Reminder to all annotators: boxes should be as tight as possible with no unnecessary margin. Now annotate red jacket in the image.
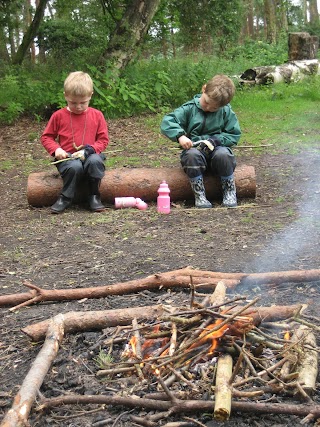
[41,107,109,156]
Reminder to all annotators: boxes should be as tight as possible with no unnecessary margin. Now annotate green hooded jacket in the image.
[160,94,241,147]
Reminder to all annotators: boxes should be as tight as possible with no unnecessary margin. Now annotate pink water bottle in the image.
[157,181,170,214]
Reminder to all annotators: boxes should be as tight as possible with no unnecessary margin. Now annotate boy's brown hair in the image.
[64,71,93,97]
[205,74,235,107]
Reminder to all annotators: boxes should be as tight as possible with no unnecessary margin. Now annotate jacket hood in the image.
[193,94,202,110]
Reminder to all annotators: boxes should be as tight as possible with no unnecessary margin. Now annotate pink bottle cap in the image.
[135,198,148,210]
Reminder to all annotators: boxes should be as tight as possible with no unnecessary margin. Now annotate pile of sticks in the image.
[93,281,318,424]
[1,268,320,427]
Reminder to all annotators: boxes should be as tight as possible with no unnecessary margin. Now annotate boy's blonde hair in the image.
[205,74,235,107]
[64,71,93,97]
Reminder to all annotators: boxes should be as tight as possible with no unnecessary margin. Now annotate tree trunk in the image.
[0,29,10,62]
[247,0,255,38]
[308,0,319,26]
[26,165,256,207]
[99,0,161,72]
[288,32,319,61]
[11,0,48,65]
[263,0,277,43]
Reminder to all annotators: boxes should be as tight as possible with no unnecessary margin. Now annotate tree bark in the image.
[0,314,64,427]
[240,59,320,85]
[293,326,318,395]
[98,0,161,72]
[214,354,233,421]
[308,0,319,26]
[1,268,320,309]
[288,32,319,61]
[26,165,256,207]
[21,304,166,342]
[21,303,302,343]
[11,0,48,65]
[0,274,238,309]
[263,0,277,43]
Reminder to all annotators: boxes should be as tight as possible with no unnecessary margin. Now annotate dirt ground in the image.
[0,117,320,427]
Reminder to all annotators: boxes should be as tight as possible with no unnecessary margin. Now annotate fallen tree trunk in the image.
[37,393,320,418]
[26,165,256,206]
[21,303,302,342]
[0,314,65,427]
[239,59,320,85]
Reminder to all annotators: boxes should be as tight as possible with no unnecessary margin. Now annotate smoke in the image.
[246,151,320,273]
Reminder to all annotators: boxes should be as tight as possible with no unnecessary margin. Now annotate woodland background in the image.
[0,0,320,126]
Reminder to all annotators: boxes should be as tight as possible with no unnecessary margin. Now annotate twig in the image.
[169,323,177,356]
[293,316,320,332]
[157,374,179,403]
[232,357,288,388]
[166,366,198,391]
[233,342,257,377]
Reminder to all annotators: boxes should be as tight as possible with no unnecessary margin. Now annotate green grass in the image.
[0,160,15,171]
[232,78,320,152]
[141,77,320,157]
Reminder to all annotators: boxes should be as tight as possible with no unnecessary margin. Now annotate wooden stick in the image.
[22,302,303,344]
[37,393,320,418]
[22,304,166,342]
[0,314,65,427]
[214,354,233,421]
[2,268,320,308]
[294,326,318,395]
[2,274,231,309]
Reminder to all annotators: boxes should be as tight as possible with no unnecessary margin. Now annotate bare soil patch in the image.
[0,117,319,426]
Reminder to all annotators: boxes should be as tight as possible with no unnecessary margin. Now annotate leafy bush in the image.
[0,39,314,123]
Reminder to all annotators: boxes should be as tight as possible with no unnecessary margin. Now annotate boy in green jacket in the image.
[160,74,241,208]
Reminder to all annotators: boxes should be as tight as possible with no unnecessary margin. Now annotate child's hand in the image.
[55,147,69,160]
[178,135,193,149]
[71,150,85,161]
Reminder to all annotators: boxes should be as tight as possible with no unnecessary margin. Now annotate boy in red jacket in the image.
[41,71,109,213]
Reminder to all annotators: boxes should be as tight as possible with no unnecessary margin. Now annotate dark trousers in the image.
[55,154,106,199]
[180,146,236,179]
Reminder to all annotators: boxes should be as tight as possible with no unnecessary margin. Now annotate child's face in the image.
[64,93,92,114]
[199,86,220,112]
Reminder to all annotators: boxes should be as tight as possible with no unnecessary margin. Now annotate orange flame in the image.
[284,331,290,340]
[190,319,229,354]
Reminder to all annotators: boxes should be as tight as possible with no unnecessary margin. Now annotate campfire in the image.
[93,282,317,424]
[1,268,319,427]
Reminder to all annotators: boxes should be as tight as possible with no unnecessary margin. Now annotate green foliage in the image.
[0,39,318,127]
[0,75,24,124]
[228,38,289,67]
[94,349,113,370]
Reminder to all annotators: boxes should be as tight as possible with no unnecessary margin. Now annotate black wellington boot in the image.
[50,194,72,214]
[88,178,105,212]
